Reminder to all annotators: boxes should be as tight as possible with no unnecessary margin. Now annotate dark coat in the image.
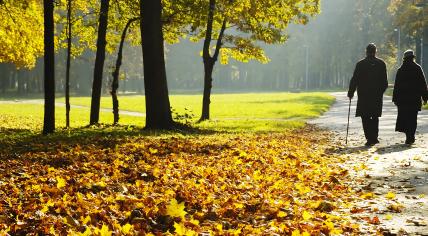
[348,56,388,117]
[392,60,428,111]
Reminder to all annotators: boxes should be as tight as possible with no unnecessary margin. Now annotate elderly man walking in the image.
[393,50,428,145]
[348,43,389,146]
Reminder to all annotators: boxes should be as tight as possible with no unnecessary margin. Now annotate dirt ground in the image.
[311,92,428,236]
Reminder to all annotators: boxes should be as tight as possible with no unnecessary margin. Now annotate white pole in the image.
[305,46,309,91]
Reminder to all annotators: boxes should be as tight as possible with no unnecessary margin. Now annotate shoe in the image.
[365,139,379,146]
[365,141,375,146]
[405,138,415,145]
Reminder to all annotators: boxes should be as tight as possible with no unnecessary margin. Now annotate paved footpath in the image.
[311,92,428,235]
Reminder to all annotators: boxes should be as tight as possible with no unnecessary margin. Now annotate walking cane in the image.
[345,98,351,145]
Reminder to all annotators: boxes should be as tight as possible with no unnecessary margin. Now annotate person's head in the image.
[366,43,377,57]
[403,49,415,62]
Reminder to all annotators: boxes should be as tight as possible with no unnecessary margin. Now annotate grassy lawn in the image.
[0,92,334,133]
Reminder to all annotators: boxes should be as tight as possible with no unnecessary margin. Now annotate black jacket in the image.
[348,56,388,117]
[393,60,428,111]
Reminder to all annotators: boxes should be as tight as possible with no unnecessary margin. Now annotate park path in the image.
[310,92,428,235]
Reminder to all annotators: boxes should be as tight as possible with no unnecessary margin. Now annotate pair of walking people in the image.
[348,43,428,146]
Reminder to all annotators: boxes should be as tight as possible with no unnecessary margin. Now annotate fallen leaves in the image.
[0,127,360,234]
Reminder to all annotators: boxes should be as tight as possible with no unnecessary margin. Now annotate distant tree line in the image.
[0,0,320,134]
[7,0,420,133]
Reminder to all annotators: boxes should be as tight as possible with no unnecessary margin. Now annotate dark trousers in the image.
[361,116,379,141]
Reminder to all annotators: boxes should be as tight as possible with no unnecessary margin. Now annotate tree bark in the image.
[90,0,110,125]
[65,0,72,128]
[199,1,227,121]
[43,0,55,135]
[140,0,173,129]
[111,17,139,125]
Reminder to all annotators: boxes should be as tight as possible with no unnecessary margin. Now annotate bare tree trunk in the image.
[43,0,55,135]
[199,1,227,121]
[140,0,173,129]
[90,0,110,125]
[111,17,139,125]
[65,0,72,128]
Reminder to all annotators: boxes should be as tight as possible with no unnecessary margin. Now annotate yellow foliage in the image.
[0,129,361,235]
[56,176,66,189]
[166,198,187,218]
[385,192,396,200]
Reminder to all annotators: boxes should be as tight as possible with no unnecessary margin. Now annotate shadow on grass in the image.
[0,123,220,158]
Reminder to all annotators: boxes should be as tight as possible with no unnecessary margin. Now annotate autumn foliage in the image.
[0,127,360,235]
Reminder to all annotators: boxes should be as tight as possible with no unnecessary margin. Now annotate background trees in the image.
[0,0,419,131]
[181,0,320,121]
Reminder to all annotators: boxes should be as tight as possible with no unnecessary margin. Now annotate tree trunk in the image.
[65,0,72,128]
[201,60,214,120]
[111,17,139,125]
[199,4,227,122]
[43,0,55,135]
[90,0,110,125]
[140,0,173,129]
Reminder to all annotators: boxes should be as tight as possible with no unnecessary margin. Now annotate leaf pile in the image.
[0,127,360,235]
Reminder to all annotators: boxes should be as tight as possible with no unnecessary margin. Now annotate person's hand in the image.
[347,92,354,100]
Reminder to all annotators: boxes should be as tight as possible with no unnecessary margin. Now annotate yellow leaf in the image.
[324,220,334,230]
[174,222,197,236]
[291,229,301,236]
[189,218,199,225]
[386,192,396,200]
[98,224,112,236]
[121,223,133,234]
[360,192,375,199]
[166,199,187,218]
[234,203,244,209]
[41,199,54,213]
[49,226,56,235]
[149,148,158,154]
[302,211,312,221]
[32,184,41,193]
[174,222,186,236]
[56,176,66,189]
[82,215,91,225]
[302,232,310,236]
[216,223,223,232]
[82,227,92,236]
[385,214,393,220]
[277,211,287,218]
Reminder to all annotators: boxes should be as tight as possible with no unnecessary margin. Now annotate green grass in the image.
[0,92,334,133]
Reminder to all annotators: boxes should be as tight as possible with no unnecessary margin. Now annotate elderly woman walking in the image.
[393,50,428,145]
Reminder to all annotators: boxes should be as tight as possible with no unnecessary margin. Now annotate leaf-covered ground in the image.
[0,126,362,235]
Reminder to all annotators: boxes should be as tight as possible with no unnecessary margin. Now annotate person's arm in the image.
[348,63,359,99]
[417,66,428,104]
[392,70,400,106]
[381,62,388,93]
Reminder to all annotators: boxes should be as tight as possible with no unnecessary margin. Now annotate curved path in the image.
[311,92,428,235]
